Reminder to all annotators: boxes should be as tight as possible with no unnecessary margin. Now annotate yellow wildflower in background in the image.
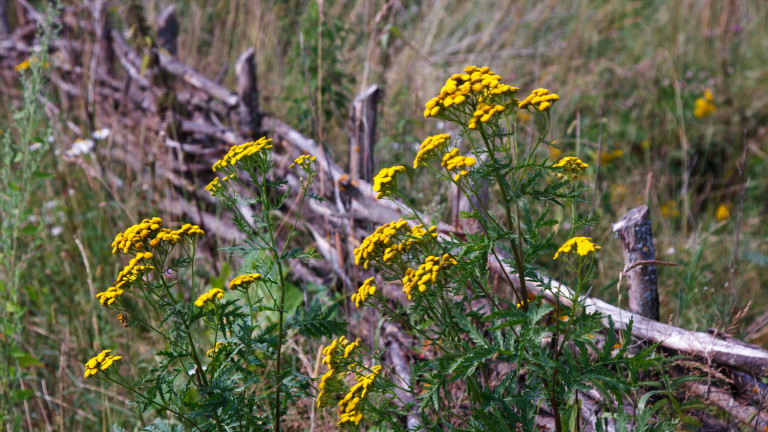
[553,237,601,260]
[599,149,624,166]
[229,273,262,290]
[205,177,221,195]
[694,89,715,118]
[413,133,450,168]
[715,203,730,221]
[84,349,121,378]
[212,137,273,172]
[518,88,560,111]
[372,165,406,199]
[553,156,588,181]
[194,288,225,307]
[351,277,377,308]
[660,201,679,219]
[353,219,436,269]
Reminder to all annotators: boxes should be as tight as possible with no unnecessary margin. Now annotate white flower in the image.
[65,138,95,157]
[51,226,63,236]
[92,128,111,140]
[29,143,42,151]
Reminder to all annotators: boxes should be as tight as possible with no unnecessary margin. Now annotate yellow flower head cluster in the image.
[694,89,715,118]
[206,341,231,359]
[468,103,508,130]
[372,165,406,199]
[424,65,518,119]
[354,219,437,269]
[84,349,121,378]
[114,251,154,288]
[212,137,273,172]
[338,365,382,426]
[194,288,225,307]
[95,286,124,306]
[553,237,601,260]
[553,156,588,181]
[402,254,458,300]
[229,273,263,290]
[317,337,362,408]
[111,217,163,254]
[290,154,317,169]
[205,177,221,195]
[149,224,205,247]
[442,148,476,181]
[351,277,376,308]
[518,88,560,111]
[715,203,730,222]
[413,133,451,168]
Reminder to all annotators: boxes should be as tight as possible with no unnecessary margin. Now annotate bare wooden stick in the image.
[157,51,239,107]
[612,205,660,320]
[235,47,261,138]
[348,84,379,182]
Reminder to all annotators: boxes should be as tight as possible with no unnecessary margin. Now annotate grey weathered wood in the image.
[348,84,379,182]
[235,47,261,138]
[0,0,11,36]
[612,205,659,321]
[156,4,179,57]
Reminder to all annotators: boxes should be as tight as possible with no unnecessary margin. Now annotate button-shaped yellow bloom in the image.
[553,237,601,260]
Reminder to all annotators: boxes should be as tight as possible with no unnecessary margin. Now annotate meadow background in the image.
[2,0,768,430]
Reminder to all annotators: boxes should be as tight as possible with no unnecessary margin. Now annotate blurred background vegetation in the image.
[2,0,767,429]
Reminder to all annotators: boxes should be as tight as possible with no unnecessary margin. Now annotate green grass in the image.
[2,0,768,429]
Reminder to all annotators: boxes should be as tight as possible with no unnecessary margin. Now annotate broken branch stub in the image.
[612,205,660,321]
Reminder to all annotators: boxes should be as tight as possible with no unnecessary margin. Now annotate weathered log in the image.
[348,84,379,182]
[234,47,261,138]
[156,4,178,57]
[157,51,239,107]
[612,205,660,321]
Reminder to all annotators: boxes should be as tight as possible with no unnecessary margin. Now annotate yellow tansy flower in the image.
[553,237,601,260]
[413,133,450,168]
[553,156,588,181]
[694,89,715,118]
[194,288,225,307]
[228,273,263,290]
[715,204,730,222]
[372,165,406,199]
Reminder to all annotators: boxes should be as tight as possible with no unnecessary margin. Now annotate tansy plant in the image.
[87,138,347,431]
[344,66,665,431]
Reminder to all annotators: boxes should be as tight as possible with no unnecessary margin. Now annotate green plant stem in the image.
[260,169,287,432]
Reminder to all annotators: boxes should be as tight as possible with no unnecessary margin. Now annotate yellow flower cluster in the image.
[317,337,362,408]
[351,277,376,308]
[413,133,451,168]
[423,65,518,119]
[206,341,230,359]
[84,349,121,378]
[468,103,508,130]
[402,254,458,300]
[372,165,406,199]
[442,148,476,181]
[96,251,154,306]
[290,154,317,169]
[715,203,730,222]
[353,219,437,269]
[694,89,715,118]
[553,237,601,260]
[553,156,588,181]
[205,177,221,195]
[194,288,225,307]
[96,285,124,306]
[229,273,263,290]
[212,137,273,172]
[111,217,163,254]
[337,365,382,426]
[518,88,560,111]
[149,224,205,247]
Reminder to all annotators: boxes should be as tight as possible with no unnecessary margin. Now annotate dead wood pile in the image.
[2,3,767,430]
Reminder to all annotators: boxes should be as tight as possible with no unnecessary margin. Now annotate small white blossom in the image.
[29,143,42,151]
[51,226,63,237]
[65,138,95,157]
[92,128,111,140]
